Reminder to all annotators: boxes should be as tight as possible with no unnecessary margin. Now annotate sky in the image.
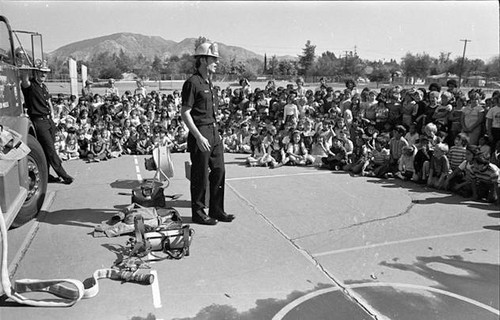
[0,1,498,63]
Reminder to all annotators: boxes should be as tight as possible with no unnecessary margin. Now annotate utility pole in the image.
[458,39,471,88]
[344,50,349,78]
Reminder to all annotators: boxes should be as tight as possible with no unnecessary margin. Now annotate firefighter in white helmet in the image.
[180,41,234,225]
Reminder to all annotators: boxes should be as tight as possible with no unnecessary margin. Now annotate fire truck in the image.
[0,15,48,228]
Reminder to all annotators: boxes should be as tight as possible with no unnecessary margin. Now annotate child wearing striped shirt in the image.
[471,153,500,203]
[448,133,468,171]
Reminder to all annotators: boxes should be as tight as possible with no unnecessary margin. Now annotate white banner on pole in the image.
[81,65,88,86]
[69,58,78,97]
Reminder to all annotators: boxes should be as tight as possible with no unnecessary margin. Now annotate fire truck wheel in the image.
[12,135,48,228]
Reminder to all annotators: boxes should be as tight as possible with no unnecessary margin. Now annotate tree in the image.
[177,53,195,74]
[298,40,316,76]
[267,55,279,77]
[367,67,391,84]
[264,53,267,73]
[99,66,122,80]
[401,52,433,83]
[278,59,298,76]
[313,51,341,79]
[151,55,163,74]
[484,56,500,78]
[341,51,363,78]
[116,49,132,73]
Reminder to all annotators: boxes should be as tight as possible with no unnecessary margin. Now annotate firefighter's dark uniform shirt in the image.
[21,78,51,117]
[181,72,217,126]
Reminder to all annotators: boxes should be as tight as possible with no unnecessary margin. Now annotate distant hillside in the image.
[48,33,265,62]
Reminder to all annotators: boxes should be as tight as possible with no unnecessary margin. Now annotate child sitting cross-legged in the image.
[412,136,433,183]
[448,133,469,171]
[223,126,239,153]
[246,134,270,167]
[321,135,348,170]
[444,145,477,197]
[262,126,284,168]
[285,130,314,166]
[427,142,451,189]
[63,132,80,161]
[395,144,416,180]
[310,133,330,167]
[470,152,500,203]
[344,134,371,175]
[366,137,390,177]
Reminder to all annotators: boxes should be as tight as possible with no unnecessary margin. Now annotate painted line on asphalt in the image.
[272,282,500,319]
[8,191,56,277]
[226,171,331,182]
[134,155,142,181]
[150,269,162,308]
[312,229,491,257]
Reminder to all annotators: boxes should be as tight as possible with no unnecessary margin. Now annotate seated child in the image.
[310,134,329,167]
[448,133,468,171]
[172,126,188,153]
[54,131,66,160]
[88,130,109,162]
[63,133,80,161]
[321,136,348,170]
[491,140,500,167]
[404,122,420,147]
[262,126,284,168]
[395,145,416,180]
[223,127,238,153]
[108,134,123,158]
[285,130,314,166]
[136,131,153,155]
[445,145,476,197]
[412,136,433,183]
[345,135,371,175]
[477,135,491,160]
[366,137,390,177]
[470,153,500,203]
[247,134,271,167]
[77,129,91,159]
[388,125,409,174]
[427,142,451,189]
[237,122,252,154]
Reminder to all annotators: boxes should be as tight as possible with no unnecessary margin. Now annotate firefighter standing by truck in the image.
[20,63,74,184]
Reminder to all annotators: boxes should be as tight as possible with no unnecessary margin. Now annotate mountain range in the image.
[48,33,294,62]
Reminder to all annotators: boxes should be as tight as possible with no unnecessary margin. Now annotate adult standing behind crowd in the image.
[486,92,500,148]
[180,41,235,225]
[134,79,147,98]
[461,91,485,145]
[105,78,119,98]
[20,62,74,184]
[81,79,93,101]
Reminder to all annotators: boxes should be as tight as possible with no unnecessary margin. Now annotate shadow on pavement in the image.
[483,225,500,231]
[39,208,119,228]
[127,283,346,320]
[110,179,143,190]
[380,254,500,310]
[363,176,499,212]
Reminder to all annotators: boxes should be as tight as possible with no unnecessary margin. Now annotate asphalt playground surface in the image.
[2,152,499,320]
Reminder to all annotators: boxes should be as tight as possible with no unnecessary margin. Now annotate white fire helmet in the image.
[194,42,219,58]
